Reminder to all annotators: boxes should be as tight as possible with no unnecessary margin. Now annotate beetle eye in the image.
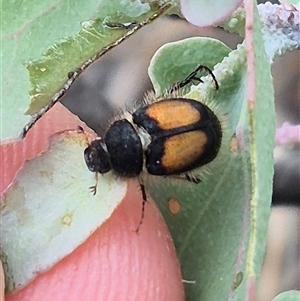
[84,140,111,174]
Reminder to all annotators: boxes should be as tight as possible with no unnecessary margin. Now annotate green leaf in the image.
[1,0,171,140]
[221,3,300,61]
[145,6,274,301]
[146,36,248,301]
[25,4,171,117]
[273,291,300,301]
[1,132,126,293]
[148,37,232,95]
[1,0,101,140]
[220,7,246,37]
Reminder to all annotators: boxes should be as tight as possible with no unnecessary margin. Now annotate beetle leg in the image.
[167,64,219,93]
[89,172,99,195]
[166,174,201,184]
[135,178,148,234]
[184,174,201,184]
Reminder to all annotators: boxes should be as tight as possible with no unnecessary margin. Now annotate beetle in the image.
[84,65,222,232]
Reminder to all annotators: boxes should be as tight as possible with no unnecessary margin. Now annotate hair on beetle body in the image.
[84,65,222,233]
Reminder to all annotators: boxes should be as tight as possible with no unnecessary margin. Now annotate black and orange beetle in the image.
[84,65,222,231]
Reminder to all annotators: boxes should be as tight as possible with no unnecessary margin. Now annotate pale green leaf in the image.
[145,5,274,300]
[1,0,171,140]
[273,291,300,301]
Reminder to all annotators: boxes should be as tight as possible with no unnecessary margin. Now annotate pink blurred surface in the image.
[6,182,184,301]
[1,104,88,195]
